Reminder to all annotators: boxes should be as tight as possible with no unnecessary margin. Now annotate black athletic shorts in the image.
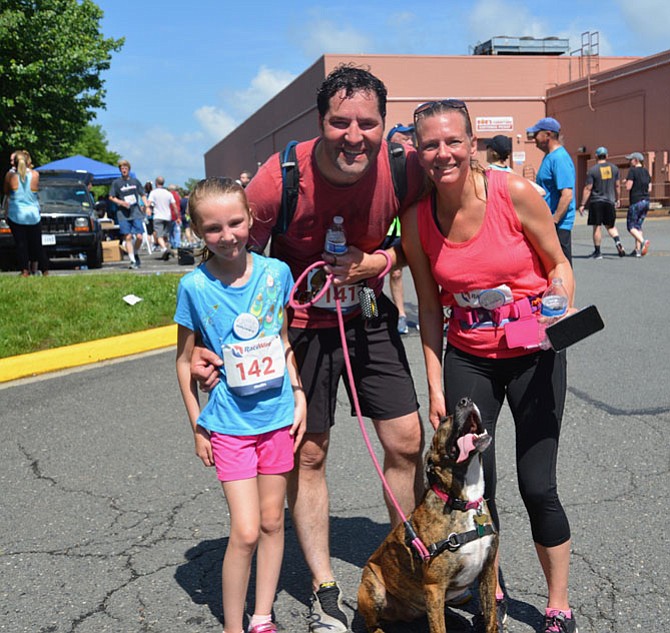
[587,200,616,227]
[288,293,419,433]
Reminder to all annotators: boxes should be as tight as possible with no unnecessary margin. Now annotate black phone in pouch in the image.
[545,305,604,351]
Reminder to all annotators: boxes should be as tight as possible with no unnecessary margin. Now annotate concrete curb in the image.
[0,324,177,383]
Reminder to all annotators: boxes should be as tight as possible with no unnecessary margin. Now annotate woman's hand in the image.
[428,390,447,431]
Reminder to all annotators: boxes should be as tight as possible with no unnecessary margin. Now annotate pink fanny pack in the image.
[451,296,540,327]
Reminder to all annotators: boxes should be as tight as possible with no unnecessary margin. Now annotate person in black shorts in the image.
[624,152,652,257]
[578,146,626,259]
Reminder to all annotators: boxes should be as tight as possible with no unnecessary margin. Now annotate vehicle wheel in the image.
[87,241,103,268]
[0,253,18,271]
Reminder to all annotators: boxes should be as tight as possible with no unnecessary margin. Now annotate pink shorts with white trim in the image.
[210,426,294,482]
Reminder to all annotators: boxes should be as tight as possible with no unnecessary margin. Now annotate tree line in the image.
[0,0,123,168]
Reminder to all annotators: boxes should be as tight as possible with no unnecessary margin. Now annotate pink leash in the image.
[289,255,432,562]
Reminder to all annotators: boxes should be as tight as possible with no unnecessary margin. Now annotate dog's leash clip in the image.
[403,521,431,562]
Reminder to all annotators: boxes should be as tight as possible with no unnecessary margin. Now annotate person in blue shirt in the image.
[527,117,576,265]
[175,177,306,633]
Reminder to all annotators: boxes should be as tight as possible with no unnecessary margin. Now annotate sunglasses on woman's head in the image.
[413,99,468,123]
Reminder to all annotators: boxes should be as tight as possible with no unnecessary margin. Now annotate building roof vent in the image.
[473,36,570,56]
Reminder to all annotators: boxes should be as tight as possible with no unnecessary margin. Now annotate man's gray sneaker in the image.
[308,582,348,632]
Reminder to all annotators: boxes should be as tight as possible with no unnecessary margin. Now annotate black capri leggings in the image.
[444,344,570,548]
[8,218,49,273]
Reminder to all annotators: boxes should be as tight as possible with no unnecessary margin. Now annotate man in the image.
[109,160,149,269]
[578,147,626,259]
[147,176,177,260]
[527,117,576,264]
[193,66,426,633]
[624,152,652,257]
[386,122,414,146]
[385,123,415,335]
[237,169,253,187]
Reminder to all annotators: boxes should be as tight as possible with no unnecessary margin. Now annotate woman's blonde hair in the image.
[188,177,252,262]
[14,150,33,182]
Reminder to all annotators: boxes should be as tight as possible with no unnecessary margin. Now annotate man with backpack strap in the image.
[192,65,426,633]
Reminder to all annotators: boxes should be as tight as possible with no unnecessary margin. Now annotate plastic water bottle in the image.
[539,278,569,349]
[324,216,348,255]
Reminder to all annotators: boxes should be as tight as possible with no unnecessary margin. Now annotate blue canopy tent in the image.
[36,155,134,184]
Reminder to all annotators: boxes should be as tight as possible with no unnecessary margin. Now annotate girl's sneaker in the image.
[544,610,578,633]
[248,622,277,633]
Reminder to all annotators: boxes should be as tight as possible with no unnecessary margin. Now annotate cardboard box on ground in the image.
[102,240,122,262]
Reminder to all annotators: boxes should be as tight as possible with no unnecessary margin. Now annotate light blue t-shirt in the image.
[174,252,295,435]
[536,145,576,230]
[8,170,40,225]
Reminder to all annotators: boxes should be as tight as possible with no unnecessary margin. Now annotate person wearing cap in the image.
[624,152,651,257]
[527,117,576,265]
[487,135,547,196]
[386,123,415,334]
[486,135,513,172]
[387,123,414,146]
[578,147,625,259]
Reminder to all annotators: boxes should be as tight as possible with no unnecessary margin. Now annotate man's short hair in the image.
[155,176,165,186]
[118,159,131,168]
[316,64,387,119]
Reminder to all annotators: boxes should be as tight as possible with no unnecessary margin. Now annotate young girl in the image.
[175,177,306,633]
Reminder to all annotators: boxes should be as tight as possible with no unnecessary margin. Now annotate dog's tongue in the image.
[456,434,477,463]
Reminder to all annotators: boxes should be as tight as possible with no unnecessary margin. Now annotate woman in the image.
[402,100,577,633]
[3,150,48,276]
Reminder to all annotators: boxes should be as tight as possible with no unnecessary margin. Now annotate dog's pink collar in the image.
[431,484,483,511]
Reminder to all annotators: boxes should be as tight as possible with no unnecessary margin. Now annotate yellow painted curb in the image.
[0,324,177,383]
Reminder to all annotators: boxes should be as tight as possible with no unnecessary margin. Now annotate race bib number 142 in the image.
[222,334,285,396]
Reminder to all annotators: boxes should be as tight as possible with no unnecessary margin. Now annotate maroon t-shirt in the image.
[247,138,425,328]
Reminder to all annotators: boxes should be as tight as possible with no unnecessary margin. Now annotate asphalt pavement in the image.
[1,216,669,632]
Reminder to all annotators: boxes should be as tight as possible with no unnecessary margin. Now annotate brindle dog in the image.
[357,398,498,633]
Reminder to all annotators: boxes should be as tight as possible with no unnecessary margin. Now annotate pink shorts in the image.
[210,426,294,482]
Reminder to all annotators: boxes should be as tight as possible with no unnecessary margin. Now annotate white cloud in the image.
[300,18,371,58]
[468,0,548,45]
[194,105,237,140]
[615,0,670,42]
[386,11,416,29]
[111,126,207,187]
[232,66,297,114]
[113,65,299,186]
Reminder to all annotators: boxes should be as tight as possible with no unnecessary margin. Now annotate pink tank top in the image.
[417,169,547,358]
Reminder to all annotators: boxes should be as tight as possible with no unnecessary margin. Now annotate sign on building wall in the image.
[513,151,526,164]
[475,116,514,132]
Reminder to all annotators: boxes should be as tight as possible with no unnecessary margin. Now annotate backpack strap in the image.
[274,140,299,236]
[272,139,407,245]
[387,141,407,206]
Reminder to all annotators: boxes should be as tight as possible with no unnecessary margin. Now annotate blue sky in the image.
[93,0,669,187]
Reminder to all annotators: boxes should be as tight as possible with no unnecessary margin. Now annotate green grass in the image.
[0,273,184,358]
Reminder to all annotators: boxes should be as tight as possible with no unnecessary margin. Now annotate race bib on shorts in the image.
[307,269,359,312]
[222,334,285,396]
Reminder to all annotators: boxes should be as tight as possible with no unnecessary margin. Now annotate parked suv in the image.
[0,170,103,270]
